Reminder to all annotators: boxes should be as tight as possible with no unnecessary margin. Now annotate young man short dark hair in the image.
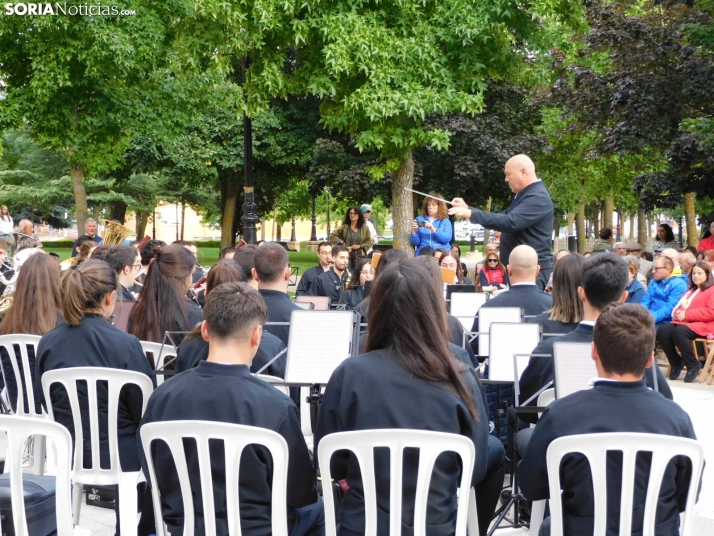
[296,241,332,296]
[520,303,698,536]
[140,282,323,536]
[307,244,350,304]
[105,245,142,301]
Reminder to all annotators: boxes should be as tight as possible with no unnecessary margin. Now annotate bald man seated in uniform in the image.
[450,155,554,290]
[470,245,552,358]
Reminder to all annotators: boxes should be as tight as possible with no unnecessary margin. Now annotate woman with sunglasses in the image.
[479,252,509,290]
[340,257,374,310]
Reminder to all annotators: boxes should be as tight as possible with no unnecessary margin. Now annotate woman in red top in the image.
[656,261,714,382]
[478,252,509,290]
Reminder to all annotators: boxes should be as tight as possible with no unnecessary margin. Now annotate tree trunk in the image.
[391,150,415,253]
[180,202,186,241]
[260,217,266,241]
[93,206,101,222]
[482,197,492,248]
[136,211,149,239]
[684,192,698,247]
[576,202,586,254]
[291,217,296,242]
[109,202,127,224]
[219,175,241,250]
[629,211,635,241]
[566,213,574,236]
[638,209,648,248]
[603,197,614,230]
[70,164,88,237]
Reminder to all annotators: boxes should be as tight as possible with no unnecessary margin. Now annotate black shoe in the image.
[669,363,684,380]
[684,364,702,383]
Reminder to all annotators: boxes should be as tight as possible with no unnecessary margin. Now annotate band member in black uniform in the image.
[36,259,156,535]
[175,262,286,378]
[296,241,333,296]
[0,253,63,412]
[339,257,374,310]
[315,261,499,536]
[308,245,350,305]
[140,282,323,536]
[129,244,203,347]
[105,245,142,301]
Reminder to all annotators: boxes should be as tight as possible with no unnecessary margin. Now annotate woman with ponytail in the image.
[315,261,493,536]
[128,243,203,344]
[36,259,156,535]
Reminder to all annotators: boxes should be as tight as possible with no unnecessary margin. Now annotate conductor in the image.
[449,154,554,290]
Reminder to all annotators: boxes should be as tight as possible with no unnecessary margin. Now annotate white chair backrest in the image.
[488,323,541,382]
[0,334,42,417]
[546,433,704,536]
[41,367,154,484]
[295,295,330,310]
[0,414,73,535]
[318,429,476,536]
[553,342,596,399]
[140,420,290,536]
[140,341,177,385]
[537,388,556,408]
[478,307,522,357]
[450,293,488,330]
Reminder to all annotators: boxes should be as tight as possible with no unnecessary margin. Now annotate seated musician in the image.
[519,303,699,536]
[140,282,323,536]
[307,244,350,305]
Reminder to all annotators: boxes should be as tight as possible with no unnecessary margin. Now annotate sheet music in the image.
[450,293,488,330]
[478,307,522,356]
[285,311,354,384]
[488,323,541,382]
[554,342,596,399]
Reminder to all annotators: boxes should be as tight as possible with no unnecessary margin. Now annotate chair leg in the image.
[699,343,714,383]
[30,434,46,475]
[117,473,140,536]
[73,482,84,523]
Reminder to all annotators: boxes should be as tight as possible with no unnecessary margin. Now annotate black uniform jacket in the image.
[140,361,315,536]
[519,380,698,536]
[315,348,489,536]
[36,313,156,471]
[175,331,287,378]
[296,264,327,296]
[307,267,349,305]
[258,289,300,347]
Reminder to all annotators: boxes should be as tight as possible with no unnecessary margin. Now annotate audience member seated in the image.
[641,255,688,327]
[625,258,646,304]
[613,241,626,256]
[519,303,698,536]
[128,244,203,345]
[0,253,62,412]
[657,261,714,382]
[519,253,672,426]
[308,244,350,305]
[697,222,714,252]
[624,254,648,291]
[470,245,552,357]
[176,262,286,378]
[475,243,499,275]
[105,245,142,301]
[339,257,374,310]
[37,259,156,535]
[315,261,502,536]
[661,247,684,279]
[296,241,333,296]
[136,239,166,285]
[254,242,300,347]
[626,241,652,277]
[680,251,696,278]
[140,282,323,536]
[528,254,584,337]
[654,223,678,250]
[479,251,509,290]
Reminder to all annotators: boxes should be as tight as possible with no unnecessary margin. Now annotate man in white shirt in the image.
[360,204,378,251]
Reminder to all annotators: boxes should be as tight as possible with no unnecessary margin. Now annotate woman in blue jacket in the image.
[410,193,453,255]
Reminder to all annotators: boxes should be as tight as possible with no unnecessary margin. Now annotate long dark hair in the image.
[343,206,365,229]
[366,262,478,418]
[690,261,714,291]
[0,253,61,334]
[129,244,197,342]
[658,223,675,243]
[348,258,371,290]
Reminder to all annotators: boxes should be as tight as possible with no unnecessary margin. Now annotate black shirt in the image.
[307,267,350,305]
[140,361,316,535]
[296,264,328,296]
[258,289,301,347]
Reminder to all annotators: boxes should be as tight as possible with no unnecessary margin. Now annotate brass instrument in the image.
[102,220,134,246]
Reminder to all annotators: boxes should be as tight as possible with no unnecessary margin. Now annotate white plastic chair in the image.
[318,429,476,536]
[546,433,704,536]
[0,334,47,474]
[140,420,290,536]
[139,341,177,386]
[528,387,555,536]
[0,414,73,535]
[41,367,154,536]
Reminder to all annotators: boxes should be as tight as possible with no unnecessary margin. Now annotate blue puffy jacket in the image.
[641,276,687,324]
[410,216,452,255]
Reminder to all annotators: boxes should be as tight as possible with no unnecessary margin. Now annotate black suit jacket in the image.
[258,289,300,347]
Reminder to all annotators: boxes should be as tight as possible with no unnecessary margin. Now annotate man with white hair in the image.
[660,248,682,277]
[680,252,696,277]
[449,155,554,290]
[71,218,102,257]
[613,242,627,256]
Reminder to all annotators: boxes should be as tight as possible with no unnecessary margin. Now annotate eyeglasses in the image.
[653,266,667,271]
[349,212,358,215]
[129,264,141,270]
[319,251,332,255]
[487,259,499,263]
